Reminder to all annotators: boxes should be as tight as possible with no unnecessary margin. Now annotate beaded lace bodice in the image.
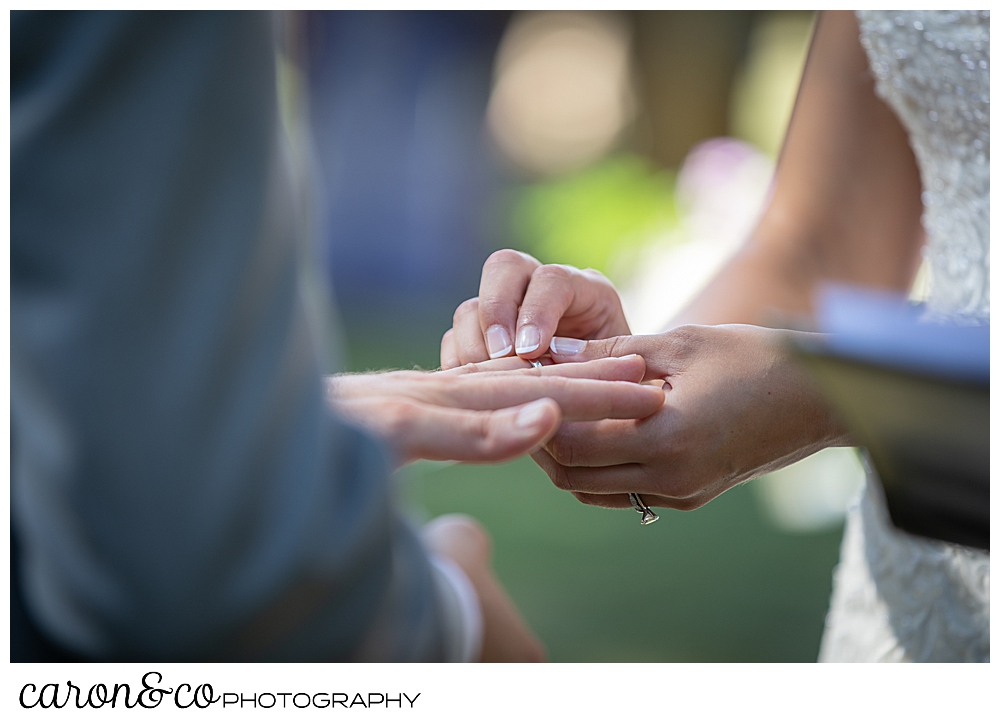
[819,11,990,663]
[858,10,990,318]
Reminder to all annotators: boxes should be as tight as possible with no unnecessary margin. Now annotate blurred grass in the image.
[403,458,842,662]
[341,323,844,662]
[510,154,678,276]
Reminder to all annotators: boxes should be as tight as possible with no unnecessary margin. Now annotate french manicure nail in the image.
[516,399,549,429]
[515,325,541,354]
[486,325,513,358]
[549,336,587,356]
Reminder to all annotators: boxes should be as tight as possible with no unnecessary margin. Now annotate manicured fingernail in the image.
[515,325,541,355]
[516,399,550,429]
[486,325,512,358]
[549,336,587,356]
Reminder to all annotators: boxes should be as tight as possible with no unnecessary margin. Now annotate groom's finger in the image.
[338,396,561,465]
[330,357,646,401]
[448,355,646,384]
[407,398,561,464]
[329,358,662,419]
[438,374,665,421]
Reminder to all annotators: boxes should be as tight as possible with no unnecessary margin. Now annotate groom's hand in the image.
[530,325,852,511]
[328,356,664,467]
[440,250,630,369]
[423,514,546,662]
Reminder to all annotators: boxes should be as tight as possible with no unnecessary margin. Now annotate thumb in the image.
[399,398,562,465]
[548,334,672,381]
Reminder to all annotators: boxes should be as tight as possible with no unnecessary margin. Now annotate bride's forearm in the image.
[668,235,820,329]
[670,10,924,332]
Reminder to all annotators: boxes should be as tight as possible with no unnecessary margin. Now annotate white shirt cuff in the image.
[428,554,483,663]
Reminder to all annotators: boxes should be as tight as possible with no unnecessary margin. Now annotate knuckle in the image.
[580,267,612,284]
[606,335,630,359]
[532,263,573,285]
[583,269,621,298]
[384,399,418,438]
[545,460,573,490]
[477,296,513,322]
[484,248,533,270]
[547,435,576,467]
[454,297,479,323]
[467,412,500,453]
[666,324,704,356]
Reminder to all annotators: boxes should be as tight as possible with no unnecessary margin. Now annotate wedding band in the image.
[531,360,543,369]
[629,493,659,525]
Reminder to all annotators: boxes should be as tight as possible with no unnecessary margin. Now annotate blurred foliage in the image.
[729,11,815,158]
[509,153,678,277]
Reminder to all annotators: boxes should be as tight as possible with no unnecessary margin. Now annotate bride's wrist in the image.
[769,328,854,449]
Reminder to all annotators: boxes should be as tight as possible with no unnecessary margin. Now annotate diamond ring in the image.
[629,493,659,525]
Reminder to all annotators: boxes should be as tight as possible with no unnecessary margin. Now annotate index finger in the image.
[477,249,540,358]
[515,265,625,360]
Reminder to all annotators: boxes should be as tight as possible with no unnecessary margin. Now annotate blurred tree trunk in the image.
[630,10,755,168]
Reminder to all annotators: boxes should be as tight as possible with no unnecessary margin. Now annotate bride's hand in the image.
[327,356,664,468]
[530,325,852,511]
[440,250,630,368]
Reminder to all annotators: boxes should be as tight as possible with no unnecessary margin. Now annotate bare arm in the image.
[672,10,925,327]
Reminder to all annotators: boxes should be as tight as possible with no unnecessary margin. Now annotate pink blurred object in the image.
[675,137,775,242]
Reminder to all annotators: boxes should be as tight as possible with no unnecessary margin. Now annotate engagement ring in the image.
[629,493,659,525]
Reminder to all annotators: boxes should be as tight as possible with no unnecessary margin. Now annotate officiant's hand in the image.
[440,250,629,368]
[529,325,851,511]
[327,355,664,468]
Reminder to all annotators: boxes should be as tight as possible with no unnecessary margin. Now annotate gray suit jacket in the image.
[11,10,446,661]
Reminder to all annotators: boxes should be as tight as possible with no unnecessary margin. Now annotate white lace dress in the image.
[818,10,990,662]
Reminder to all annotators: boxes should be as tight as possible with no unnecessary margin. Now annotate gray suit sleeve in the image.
[11,10,446,661]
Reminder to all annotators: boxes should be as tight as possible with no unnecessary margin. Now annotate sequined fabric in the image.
[860,10,990,318]
[818,11,990,663]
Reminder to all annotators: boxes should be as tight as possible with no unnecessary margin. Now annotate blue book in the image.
[791,285,989,550]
